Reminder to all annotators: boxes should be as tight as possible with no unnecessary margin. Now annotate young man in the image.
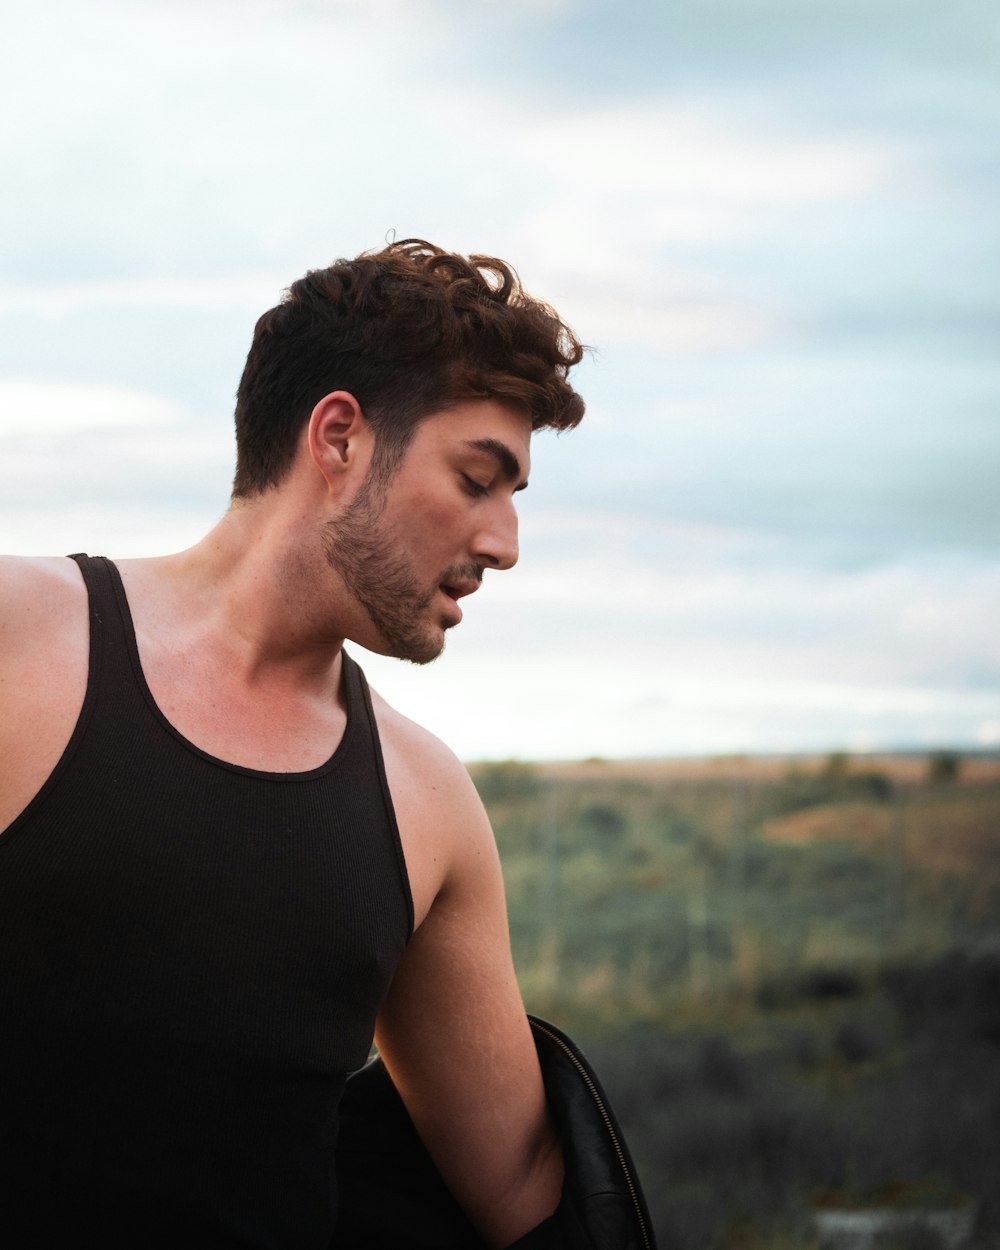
[0,241,585,1248]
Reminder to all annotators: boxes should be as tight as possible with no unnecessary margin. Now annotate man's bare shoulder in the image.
[0,555,87,644]
[0,558,91,832]
[366,682,483,814]
[364,680,503,931]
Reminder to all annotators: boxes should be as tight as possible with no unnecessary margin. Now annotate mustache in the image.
[440,562,484,588]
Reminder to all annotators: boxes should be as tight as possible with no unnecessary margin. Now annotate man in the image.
[0,240,585,1248]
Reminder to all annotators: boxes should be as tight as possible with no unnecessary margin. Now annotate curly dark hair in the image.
[231,239,586,498]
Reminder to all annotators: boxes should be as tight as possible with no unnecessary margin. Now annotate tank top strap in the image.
[339,649,415,937]
[68,552,135,690]
[0,553,139,842]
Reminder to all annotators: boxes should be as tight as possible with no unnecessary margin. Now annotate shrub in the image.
[579,801,628,841]
[801,968,864,1001]
[883,950,1000,1043]
[698,1036,750,1098]
[833,1018,886,1066]
[469,759,542,803]
[927,750,961,784]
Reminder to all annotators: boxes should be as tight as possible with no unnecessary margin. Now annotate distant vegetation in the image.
[469,751,1000,1250]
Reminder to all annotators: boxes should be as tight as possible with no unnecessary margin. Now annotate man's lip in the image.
[438,587,463,626]
[440,580,480,601]
[438,580,480,627]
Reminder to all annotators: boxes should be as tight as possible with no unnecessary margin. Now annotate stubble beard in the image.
[321,479,447,666]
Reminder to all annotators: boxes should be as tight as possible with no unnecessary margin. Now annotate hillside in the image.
[468,751,1000,1249]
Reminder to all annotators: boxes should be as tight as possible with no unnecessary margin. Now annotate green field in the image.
[470,751,1000,1250]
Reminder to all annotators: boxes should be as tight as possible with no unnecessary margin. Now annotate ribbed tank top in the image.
[0,554,414,1248]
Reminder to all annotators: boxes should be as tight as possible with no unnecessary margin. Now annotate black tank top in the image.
[0,554,413,1248]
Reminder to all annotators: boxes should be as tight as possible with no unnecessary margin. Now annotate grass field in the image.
[469,751,1000,1249]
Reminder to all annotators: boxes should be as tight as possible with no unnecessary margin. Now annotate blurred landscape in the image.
[470,751,1000,1250]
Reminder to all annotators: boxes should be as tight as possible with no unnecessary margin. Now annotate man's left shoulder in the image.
[366,684,481,810]
[364,683,496,929]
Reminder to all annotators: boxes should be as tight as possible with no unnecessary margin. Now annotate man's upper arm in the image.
[373,740,562,1248]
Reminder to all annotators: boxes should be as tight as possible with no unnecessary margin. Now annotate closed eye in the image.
[461,474,490,498]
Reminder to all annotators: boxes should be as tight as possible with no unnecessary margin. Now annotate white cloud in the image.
[0,381,232,555]
[977,721,1000,747]
[515,104,899,204]
[546,290,782,354]
[411,91,909,277]
[0,381,185,435]
[0,277,285,318]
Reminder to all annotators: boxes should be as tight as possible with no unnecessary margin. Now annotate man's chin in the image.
[399,633,447,666]
[379,626,448,667]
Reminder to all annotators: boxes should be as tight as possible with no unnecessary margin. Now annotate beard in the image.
[322,478,470,665]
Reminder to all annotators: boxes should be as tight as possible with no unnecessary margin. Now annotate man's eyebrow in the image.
[465,438,529,490]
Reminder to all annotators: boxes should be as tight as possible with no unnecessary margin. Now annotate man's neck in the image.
[117,502,352,695]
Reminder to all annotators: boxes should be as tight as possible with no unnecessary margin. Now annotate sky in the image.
[1,0,997,761]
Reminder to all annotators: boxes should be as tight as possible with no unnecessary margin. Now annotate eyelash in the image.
[461,475,489,498]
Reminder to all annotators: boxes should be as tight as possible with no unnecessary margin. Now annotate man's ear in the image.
[307,391,372,487]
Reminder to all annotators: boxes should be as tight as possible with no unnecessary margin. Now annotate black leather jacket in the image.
[334,1016,657,1249]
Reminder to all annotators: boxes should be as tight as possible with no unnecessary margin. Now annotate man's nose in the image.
[474,501,519,571]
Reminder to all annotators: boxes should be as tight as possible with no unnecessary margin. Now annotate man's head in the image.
[231,239,585,499]
[321,398,530,665]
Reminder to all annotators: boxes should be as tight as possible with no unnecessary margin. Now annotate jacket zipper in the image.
[531,1020,653,1250]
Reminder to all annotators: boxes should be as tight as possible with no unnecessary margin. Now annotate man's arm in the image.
[373,718,563,1248]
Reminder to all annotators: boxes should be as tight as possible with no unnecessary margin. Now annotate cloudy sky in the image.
[2,0,997,760]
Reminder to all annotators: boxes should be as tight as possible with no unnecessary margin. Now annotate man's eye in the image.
[461,475,489,498]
